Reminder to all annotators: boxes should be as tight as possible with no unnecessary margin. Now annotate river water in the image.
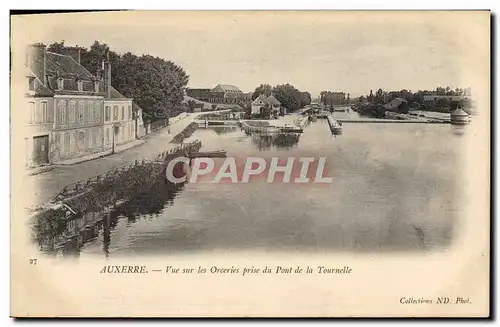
[60,112,467,258]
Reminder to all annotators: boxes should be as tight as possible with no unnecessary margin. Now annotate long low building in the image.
[186,84,252,106]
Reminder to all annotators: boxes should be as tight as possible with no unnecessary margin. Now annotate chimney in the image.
[27,43,47,84]
[103,53,111,98]
[60,46,82,64]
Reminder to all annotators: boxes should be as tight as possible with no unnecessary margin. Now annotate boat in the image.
[188,150,227,159]
[308,115,318,122]
[279,126,304,133]
[331,124,343,135]
[326,115,343,135]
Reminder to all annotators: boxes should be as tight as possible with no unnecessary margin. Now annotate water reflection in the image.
[43,116,467,256]
[451,125,467,137]
[211,126,239,135]
[250,132,301,150]
[48,180,185,258]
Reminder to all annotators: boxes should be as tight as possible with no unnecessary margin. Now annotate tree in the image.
[48,40,189,121]
[244,106,252,119]
[47,41,66,53]
[300,92,312,107]
[272,84,304,112]
[252,84,273,100]
[436,98,449,110]
[436,87,446,95]
[375,88,384,104]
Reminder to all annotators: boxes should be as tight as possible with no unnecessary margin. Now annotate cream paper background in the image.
[10,11,490,317]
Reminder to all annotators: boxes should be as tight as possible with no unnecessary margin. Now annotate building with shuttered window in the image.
[25,43,107,167]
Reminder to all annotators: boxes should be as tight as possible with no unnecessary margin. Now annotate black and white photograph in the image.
[9,10,491,317]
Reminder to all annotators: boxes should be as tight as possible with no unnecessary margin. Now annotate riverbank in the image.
[26,111,217,207]
[30,140,202,252]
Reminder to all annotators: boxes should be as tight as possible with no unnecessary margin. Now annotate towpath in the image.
[26,111,219,207]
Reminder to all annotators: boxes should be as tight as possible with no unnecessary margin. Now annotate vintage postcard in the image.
[10,10,490,317]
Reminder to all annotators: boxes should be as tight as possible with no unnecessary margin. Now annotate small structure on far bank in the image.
[450,108,470,125]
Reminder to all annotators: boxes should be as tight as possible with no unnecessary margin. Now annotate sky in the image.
[12,11,489,98]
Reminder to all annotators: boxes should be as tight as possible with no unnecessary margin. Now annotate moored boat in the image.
[279,126,304,133]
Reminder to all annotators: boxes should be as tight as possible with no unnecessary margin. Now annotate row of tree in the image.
[357,87,472,105]
[252,83,311,112]
[48,41,189,122]
[354,87,473,113]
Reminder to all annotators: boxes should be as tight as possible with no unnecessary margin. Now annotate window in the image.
[78,101,85,122]
[63,132,70,154]
[29,102,35,123]
[57,100,66,125]
[34,102,42,123]
[105,106,110,122]
[57,78,64,90]
[121,105,125,120]
[113,105,118,120]
[78,131,85,149]
[88,129,93,147]
[92,128,98,147]
[41,101,47,123]
[87,101,94,121]
[94,102,101,121]
[59,132,64,154]
[128,105,132,120]
[95,129,101,147]
[68,101,76,123]
[70,133,76,153]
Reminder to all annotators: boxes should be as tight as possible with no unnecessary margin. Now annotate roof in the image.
[28,50,106,96]
[183,95,212,108]
[25,67,53,97]
[46,52,94,80]
[186,88,212,92]
[33,81,54,97]
[383,97,407,110]
[451,108,469,117]
[251,94,281,106]
[212,84,242,93]
[266,95,281,106]
[109,86,131,100]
